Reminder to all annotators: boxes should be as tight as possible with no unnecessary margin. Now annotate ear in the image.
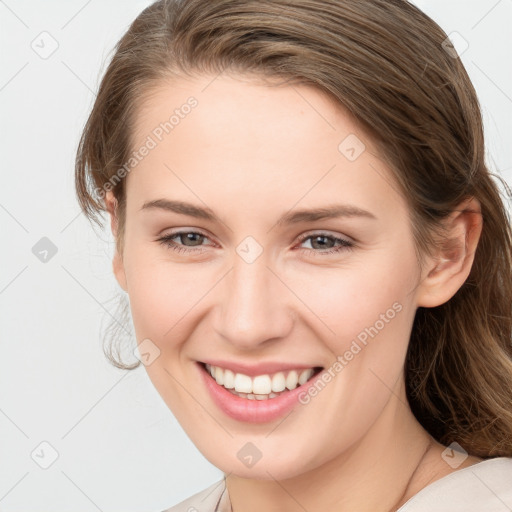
[105,190,128,292]
[415,197,482,308]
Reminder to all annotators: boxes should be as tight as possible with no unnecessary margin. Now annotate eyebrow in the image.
[140,199,377,224]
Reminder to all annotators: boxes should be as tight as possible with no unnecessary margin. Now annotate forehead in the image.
[125,73,407,223]
[132,71,374,151]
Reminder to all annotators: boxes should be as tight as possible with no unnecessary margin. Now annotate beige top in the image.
[162,457,512,512]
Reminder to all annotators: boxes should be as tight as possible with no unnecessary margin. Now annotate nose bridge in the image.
[215,250,292,348]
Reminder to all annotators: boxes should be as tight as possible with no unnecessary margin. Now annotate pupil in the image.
[183,233,202,246]
[313,235,332,249]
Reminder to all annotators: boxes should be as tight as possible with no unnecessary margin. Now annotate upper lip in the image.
[199,359,323,377]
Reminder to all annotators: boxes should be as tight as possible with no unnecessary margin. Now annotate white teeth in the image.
[234,373,253,393]
[298,369,313,385]
[205,364,318,397]
[286,370,299,390]
[229,390,282,400]
[272,372,286,392]
[223,369,235,389]
[252,375,272,395]
[214,366,224,386]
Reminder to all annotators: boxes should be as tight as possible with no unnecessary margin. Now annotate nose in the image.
[213,251,294,350]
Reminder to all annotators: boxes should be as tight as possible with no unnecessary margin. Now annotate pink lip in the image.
[197,362,323,423]
[200,359,320,377]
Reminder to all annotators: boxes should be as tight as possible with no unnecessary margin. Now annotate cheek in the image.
[122,243,221,352]
[126,266,196,341]
[293,253,416,351]
[287,257,417,438]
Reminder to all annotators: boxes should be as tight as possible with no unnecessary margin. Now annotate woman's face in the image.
[110,72,429,479]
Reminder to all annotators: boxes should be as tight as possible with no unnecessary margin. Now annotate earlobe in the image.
[415,197,482,308]
[105,191,128,292]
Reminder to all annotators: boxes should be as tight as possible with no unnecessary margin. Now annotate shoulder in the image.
[397,457,512,512]
[161,479,228,512]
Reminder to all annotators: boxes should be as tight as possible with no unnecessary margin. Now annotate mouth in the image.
[202,362,323,400]
[197,361,324,423]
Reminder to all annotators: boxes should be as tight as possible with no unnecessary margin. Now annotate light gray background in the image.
[1,1,511,511]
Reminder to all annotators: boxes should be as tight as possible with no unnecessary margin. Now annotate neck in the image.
[226,380,441,512]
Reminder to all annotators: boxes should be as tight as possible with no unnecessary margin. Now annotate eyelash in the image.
[156,230,355,256]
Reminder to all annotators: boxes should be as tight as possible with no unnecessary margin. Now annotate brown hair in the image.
[75,0,512,458]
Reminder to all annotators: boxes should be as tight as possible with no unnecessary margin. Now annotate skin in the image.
[105,72,483,512]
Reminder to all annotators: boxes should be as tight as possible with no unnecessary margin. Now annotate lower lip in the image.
[197,362,322,423]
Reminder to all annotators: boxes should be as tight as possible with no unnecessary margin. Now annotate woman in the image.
[74,1,512,510]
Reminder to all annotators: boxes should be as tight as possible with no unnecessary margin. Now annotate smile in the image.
[198,362,324,423]
[205,363,320,400]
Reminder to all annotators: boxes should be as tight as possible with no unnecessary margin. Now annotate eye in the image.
[296,232,355,256]
[156,230,214,254]
[156,230,355,256]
